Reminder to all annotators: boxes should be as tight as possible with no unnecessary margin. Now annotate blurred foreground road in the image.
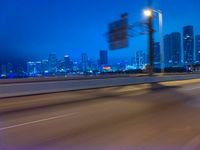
[1,79,200,150]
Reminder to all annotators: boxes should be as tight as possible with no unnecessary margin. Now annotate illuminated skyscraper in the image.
[164,32,182,67]
[183,26,194,65]
[171,32,182,66]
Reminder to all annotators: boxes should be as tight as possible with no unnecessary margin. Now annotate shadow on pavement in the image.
[0,82,192,117]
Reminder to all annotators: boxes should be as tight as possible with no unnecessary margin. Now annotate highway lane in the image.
[1,74,200,98]
[1,80,200,149]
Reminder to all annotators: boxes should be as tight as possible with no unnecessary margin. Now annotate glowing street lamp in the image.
[143,9,153,17]
[143,8,165,74]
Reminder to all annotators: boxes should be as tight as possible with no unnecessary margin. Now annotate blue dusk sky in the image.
[0,0,200,65]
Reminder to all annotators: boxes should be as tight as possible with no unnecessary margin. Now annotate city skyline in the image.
[1,0,200,66]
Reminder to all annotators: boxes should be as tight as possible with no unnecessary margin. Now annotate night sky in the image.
[0,0,200,66]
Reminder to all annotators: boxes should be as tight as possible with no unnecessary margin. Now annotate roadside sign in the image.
[108,13,129,50]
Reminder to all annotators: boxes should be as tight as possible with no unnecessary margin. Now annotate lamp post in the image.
[144,9,164,74]
[143,9,154,76]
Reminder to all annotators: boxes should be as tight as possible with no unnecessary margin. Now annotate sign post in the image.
[107,8,155,76]
[108,13,129,50]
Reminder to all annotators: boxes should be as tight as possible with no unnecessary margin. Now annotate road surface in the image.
[1,79,200,150]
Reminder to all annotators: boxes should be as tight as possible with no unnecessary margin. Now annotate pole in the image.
[158,11,164,74]
[147,0,154,76]
[147,11,154,76]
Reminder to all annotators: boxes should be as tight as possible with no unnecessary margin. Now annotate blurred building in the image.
[41,60,49,74]
[57,60,65,73]
[114,61,127,71]
[195,35,200,63]
[131,56,136,66]
[27,62,36,76]
[183,25,194,65]
[64,55,73,72]
[6,63,14,78]
[48,53,57,74]
[88,59,98,72]
[7,63,13,74]
[171,32,182,66]
[164,32,182,67]
[35,61,42,75]
[1,64,7,78]
[81,53,89,72]
[99,50,108,66]
[164,34,171,67]
[72,61,80,72]
[16,66,25,78]
[153,42,161,68]
[136,50,146,69]
[27,61,42,76]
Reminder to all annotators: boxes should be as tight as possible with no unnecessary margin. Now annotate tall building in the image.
[164,32,182,67]
[27,62,36,76]
[195,35,200,63]
[35,61,42,75]
[99,50,108,66]
[64,55,72,72]
[171,32,182,66]
[164,34,171,67]
[81,53,89,72]
[136,50,146,69]
[153,42,161,68]
[183,25,194,65]
[41,60,49,74]
[48,53,57,74]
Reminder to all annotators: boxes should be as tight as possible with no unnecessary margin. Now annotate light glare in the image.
[144,9,152,17]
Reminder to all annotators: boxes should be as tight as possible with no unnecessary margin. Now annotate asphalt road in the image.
[1,74,200,98]
[1,79,200,150]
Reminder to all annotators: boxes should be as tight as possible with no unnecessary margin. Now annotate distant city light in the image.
[103,66,111,71]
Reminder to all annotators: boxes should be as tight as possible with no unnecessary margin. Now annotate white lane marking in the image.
[0,112,77,131]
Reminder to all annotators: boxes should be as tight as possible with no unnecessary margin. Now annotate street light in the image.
[143,9,153,17]
[144,9,164,74]
[143,8,154,75]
